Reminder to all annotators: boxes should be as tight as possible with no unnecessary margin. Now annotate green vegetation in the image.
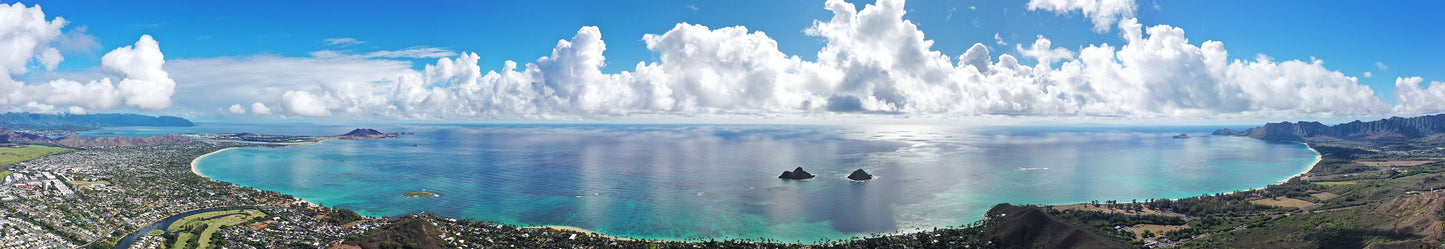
[1307,146,1378,175]
[1039,141,1445,248]
[0,170,12,180]
[403,191,436,197]
[321,207,365,225]
[1312,181,1355,186]
[0,145,71,165]
[162,209,265,249]
[66,180,110,188]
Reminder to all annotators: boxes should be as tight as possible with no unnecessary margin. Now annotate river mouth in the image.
[192,124,1317,242]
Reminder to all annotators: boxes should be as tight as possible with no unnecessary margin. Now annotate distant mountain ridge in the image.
[1214,114,1445,141]
[0,113,194,131]
[0,128,193,148]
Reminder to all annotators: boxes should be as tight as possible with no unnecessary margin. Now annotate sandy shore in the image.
[190,142,647,241]
[189,145,322,209]
[1278,142,1322,184]
[1046,140,1323,208]
[190,147,238,180]
[525,225,638,241]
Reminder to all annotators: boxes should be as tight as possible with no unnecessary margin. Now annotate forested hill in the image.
[1213,114,1445,141]
[0,113,194,131]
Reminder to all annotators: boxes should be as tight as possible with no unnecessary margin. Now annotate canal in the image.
[112,206,263,249]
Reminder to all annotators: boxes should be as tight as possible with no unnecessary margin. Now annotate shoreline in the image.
[189,143,323,209]
[178,133,1326,244]
[1043,139,1323,207]
[184,142,690,242]
[524,225,638,241]
[1279,142,1322,184]
[190,147,237,180]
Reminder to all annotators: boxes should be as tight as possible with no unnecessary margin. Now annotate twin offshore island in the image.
[3,115,1445,248]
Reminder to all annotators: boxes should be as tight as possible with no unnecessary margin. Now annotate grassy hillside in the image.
[0,145,72,166]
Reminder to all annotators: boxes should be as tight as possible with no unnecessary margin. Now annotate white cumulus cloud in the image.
[1017,35,1074,66]
[281,91,332,117]
[1026,0,1136,32]
[1393,77,1445,115]
[191,0,1403,120]
[103,35,176,110]
[0,3,177,113]
[250,102,272,115]
[227,104,246,114]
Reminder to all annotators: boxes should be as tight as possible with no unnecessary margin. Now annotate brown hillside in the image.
[346,218,445,249]
[986,204,1123,249]
[1371,191,1445,245]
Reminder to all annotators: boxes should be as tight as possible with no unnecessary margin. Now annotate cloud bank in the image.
[0,3,176,113]
[205,0,1405,120]
[7,0,1428,120]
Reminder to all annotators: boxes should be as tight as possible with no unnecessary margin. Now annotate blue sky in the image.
[5,0,1445,121]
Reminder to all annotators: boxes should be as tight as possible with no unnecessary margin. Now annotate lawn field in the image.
[1313,181,1356,186]
[164,209,266,249]
[1249,197,1315,208]
[66,180,111,189]
[0,145,71,165]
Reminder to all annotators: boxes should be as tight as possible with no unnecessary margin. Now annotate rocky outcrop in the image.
[778,167,815,180]
[338,128,405,139]
[847,169,873,181]
[1220,114,1445,141]
[1172,133,1191,139]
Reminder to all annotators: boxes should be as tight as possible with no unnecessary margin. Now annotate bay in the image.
[179,123,1315,242]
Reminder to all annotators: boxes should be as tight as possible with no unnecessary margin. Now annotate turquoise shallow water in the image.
[184,124,1316,242]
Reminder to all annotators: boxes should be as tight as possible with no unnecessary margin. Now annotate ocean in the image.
[88,123,1317,242]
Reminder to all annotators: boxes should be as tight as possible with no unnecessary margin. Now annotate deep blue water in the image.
[158,123,1314,242]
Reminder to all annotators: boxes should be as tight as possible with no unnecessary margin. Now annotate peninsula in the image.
[183,128,409,144]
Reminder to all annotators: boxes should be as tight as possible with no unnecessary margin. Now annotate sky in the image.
[3,0,1445,124]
